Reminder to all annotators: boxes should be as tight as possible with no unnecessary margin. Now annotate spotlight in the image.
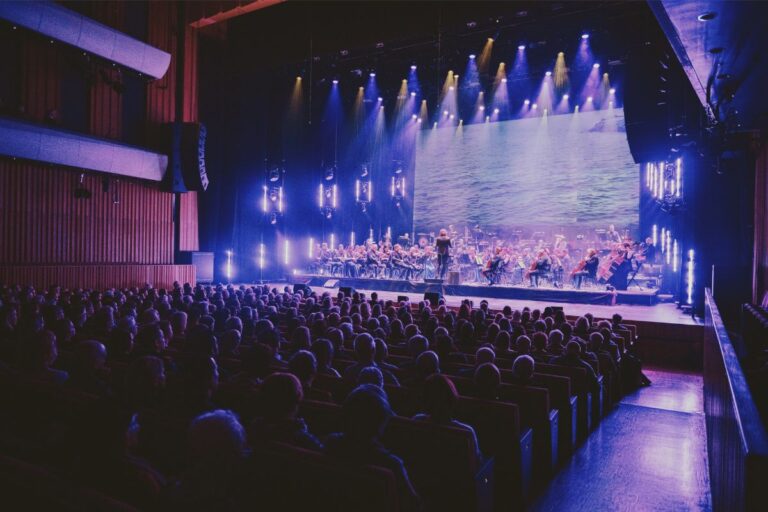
[587,96,593,102]
[332,79,339,85]
[532,103,538,109]
[609,88,616,94]
[443,110,449,116]
[340,49,349,56]
[493,108,500,114]
[593,63,600,69]
[563,94,569,100]
[410,92,416,97]
[469,54,476,59]
[410,65,417,70]
[488,37,494,43]
[524,99,530,105]
[518,44,526,51]
[545,71,552,76]
[479,105,485,111]
[296,76,302,81]
[449,86,454,90]
[375,42,384,49]
[377,96,383,102]
[370,72,376,77]
[581,33,589,39]
[412,114,417,119]
[501,78,507,83]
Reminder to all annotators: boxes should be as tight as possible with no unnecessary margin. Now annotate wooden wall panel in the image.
[0,159,174,265]
[89,2,125,139]
[0,264,195,290]
[179,191,200,251]
[146,1,178,125]
[21,36,60,123]
[754,142,768,304]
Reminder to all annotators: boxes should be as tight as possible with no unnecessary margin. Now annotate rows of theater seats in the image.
[0,284,640,511]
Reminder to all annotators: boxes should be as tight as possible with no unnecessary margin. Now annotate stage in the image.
[294,274,661,306]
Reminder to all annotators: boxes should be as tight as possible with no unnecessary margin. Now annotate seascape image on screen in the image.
[414,108,638,234]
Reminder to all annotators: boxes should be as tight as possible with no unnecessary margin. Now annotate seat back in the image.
[251,442,400,512]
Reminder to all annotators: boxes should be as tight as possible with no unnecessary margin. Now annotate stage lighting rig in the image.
[262,160,285,224]
[390,160,406,207]
[644,157,684,213]
[319,162,338,219]
[355,162,372,213]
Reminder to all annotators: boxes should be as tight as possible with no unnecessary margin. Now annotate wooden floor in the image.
[531,369,712,511]
[293,284,699,326]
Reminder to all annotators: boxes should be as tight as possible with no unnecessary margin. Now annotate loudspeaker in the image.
[163,122,209,192]
[624,45,671,164]
[339,286,356,297]
[189,252,213,284]
[293,283,310,295]
[424,291,442,307]
[397,295,409,303]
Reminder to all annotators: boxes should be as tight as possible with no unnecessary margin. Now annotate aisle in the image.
[531,369,712,511]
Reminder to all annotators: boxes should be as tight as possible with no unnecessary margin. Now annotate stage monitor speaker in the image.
[424,292,442,307]
[424,278,444,285]
[339,286,356,297]
[293,283,311,296]
[624,45,672,164]
[397,295,409,303]
[189,252,213,284]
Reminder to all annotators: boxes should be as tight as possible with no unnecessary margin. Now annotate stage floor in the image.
[272,281,699,326]
[295,274,661,307]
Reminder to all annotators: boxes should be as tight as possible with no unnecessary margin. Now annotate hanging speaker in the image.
[624,45,671,164]
[163,122,209,192]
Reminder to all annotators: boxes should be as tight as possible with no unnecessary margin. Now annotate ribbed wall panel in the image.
[179,190,200,251]
[146,1,177,125]
[0,159,174,265]
[21,36,60,123]
[0,264,195,290]
[89,2,125,140]
[183,24,198,123]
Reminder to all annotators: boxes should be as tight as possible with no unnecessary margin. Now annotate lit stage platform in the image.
[293,274,660,306]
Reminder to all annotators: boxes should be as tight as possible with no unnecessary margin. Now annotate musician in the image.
[435,228,452,279]
[391,244,416,280]
[528,249,551,287]
[482,248,504,285]
[606,224,622,243]
[640,237,656,265]
[572,248,599,289]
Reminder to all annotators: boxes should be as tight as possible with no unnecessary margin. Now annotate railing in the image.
[704,288,768,511]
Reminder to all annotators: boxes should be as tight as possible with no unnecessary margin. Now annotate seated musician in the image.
[528,249,551,287]
[365,244,384,278]
[572,248,599,289]
[482,248,504,285]
[391,244,415,280]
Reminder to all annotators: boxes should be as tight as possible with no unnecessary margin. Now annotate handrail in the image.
[705,289,768,454]
[704,288,768,511]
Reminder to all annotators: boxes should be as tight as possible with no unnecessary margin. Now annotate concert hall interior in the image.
[0,1,767,511]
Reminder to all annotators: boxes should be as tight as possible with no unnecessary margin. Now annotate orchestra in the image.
[307,223,656,291]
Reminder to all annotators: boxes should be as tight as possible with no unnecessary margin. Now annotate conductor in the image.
[435,228,452,279]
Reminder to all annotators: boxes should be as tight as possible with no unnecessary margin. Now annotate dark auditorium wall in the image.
[0,1,201,288]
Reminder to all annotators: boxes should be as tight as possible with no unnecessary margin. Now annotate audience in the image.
[0,281,646,510]
[324,385,420,511]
